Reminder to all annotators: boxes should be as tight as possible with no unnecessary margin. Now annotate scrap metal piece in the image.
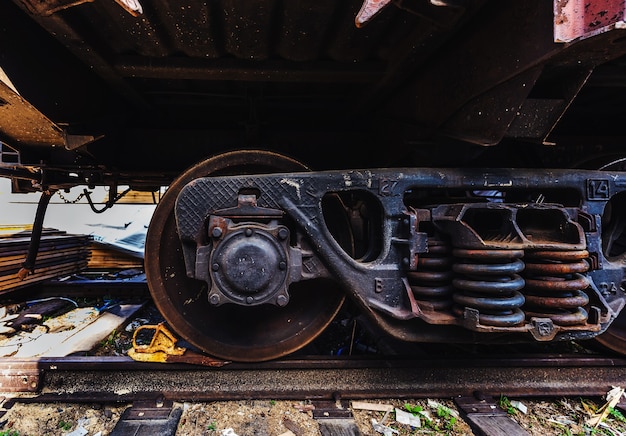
[128,323,187,363]
[128,323,228,367]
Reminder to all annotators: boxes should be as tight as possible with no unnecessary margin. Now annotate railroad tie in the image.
[455,395,530,436]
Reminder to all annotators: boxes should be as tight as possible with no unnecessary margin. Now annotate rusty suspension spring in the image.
[452,249,526,327]
[407,238,453,311]
[522,250,590,326]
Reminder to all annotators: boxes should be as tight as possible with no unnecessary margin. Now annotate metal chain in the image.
[56,190,90,204]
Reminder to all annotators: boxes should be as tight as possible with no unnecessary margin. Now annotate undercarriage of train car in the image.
[141,150,626,361]
[2,0,626,361]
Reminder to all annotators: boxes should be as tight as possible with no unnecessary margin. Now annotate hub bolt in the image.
[277,295,289,307]
[278,228,289,240]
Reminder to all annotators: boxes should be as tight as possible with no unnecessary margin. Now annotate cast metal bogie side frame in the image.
[173,167,626,346]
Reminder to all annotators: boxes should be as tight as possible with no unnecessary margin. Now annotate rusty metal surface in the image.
[0,79,65,147]
[0,363,40,393]
[555,0,626,43]
[2,355,626,400]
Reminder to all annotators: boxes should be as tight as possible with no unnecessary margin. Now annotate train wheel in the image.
[145,150,346,362]
[593,316,626,355]
[580,156,626,355]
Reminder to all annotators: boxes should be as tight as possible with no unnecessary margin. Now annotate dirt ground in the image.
[1,395,625,435]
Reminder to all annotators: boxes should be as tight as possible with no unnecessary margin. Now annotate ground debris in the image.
[394,408,421,427]
[351,401,393,412]
[0,301,144,358]
[176,400,321,435]
[372,417,399,435]
[0,402,123,435]
[510,400,528,414]
[586,386,625,428]
[502,395,626,436]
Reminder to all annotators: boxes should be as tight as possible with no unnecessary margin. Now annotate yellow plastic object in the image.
[127,323,186,363]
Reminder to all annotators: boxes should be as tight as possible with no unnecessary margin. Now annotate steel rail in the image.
[1,354,625,403]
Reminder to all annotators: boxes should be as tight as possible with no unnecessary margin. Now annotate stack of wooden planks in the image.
[0,228,91,293]
[88,242,144,269]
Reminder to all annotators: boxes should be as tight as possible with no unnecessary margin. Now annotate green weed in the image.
[498,395,516,415]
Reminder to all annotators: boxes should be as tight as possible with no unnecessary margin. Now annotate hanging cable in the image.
[18,189,56,279]
[83,186,131,213]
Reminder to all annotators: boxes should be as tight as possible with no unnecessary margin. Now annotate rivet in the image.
[279,261,287,270]
[212,263,220,271]
[246,296,254,304]
[245,228,253,236]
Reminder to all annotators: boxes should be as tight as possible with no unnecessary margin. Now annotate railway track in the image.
[0,353,624,435]
[2,354,625,401]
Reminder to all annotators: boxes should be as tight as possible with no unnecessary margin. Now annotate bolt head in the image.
[209,294,220,305]
[212,227,223,238]
[245,228,253,237]
[246,296,254,304]
[276,295,289,307]
[278,228,289,240]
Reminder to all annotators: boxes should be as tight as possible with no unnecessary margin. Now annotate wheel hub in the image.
[208,222,295,307]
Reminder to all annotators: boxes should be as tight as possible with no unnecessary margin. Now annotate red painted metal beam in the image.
[555,0,626,42]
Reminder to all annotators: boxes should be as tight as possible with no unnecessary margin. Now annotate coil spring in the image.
[522,250,590,326]
[407,238,453,311]
[452,249,526,327]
